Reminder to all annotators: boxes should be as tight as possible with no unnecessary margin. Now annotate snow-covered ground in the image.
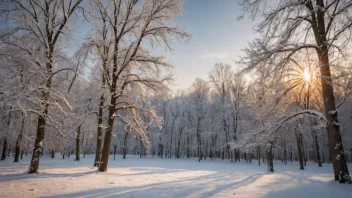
[0,155,351,198]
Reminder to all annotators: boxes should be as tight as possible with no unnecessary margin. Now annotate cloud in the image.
[197,51,229,60]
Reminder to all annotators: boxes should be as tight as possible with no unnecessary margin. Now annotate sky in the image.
[70,0,258,92]
[160,0,257,91]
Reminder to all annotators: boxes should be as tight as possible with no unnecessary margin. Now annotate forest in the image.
[0,0,352,197]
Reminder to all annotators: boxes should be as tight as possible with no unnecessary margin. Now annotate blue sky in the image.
[72,0,258,91]
[161,0,257,91]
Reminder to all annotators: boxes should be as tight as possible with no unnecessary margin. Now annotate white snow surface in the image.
[0,155,351,198]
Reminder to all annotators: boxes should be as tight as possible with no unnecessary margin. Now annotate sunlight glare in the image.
[303,68,310,81]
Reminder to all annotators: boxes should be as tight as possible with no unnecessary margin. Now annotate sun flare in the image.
[303,68,310,81]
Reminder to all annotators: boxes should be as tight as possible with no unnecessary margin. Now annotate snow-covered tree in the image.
[238,0,352,183]
[97,0,190,172]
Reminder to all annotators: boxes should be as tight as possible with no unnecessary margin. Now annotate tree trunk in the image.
[296,135,304,170]
[28,115,47,173]
[222,116,229,160]
[98,3,122,171]
[51,148,55,159]
[233,103,239,162]
[28,46,54,174]
[1,137,7,161]
[123,131,128,159]
[197,117,202,162]
[302,136,307,167]
[13,140,20,162]
[14,117,25,163]
[93,0,110,168]
[123,148,127,159]
[295,119,304,170]
[113,145,117,160]
[187,133,190,159]
[312,129,322,167]
[237,150,241,162]
[257,147,261,166]
[94,81,105,167]
[83,137,88,158]
[310,0,350,183]
[75,126,81,161]
[176,139,181,158]
[318,60,350,181]
[139,138,145,158]
[283,141,287,165]
[262,150,265,164]
[249,151,252,163]
[170,118,176,158]
[158,143,163,159]
[198,134,201,162]
[267,142,274,172]
[99,102,115,171]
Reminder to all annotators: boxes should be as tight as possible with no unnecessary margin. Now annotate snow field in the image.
[0,155,351,198]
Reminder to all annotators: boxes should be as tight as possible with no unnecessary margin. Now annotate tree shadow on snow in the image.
[44,172,266,198]
[0,170,98,182]
[44,170,352,198]
[258,171,351,198]
[118,167,196,176]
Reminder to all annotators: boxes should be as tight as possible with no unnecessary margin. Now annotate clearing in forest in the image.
[0,155,351,198]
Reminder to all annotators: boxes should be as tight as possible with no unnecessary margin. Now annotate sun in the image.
[303,68,310,81]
